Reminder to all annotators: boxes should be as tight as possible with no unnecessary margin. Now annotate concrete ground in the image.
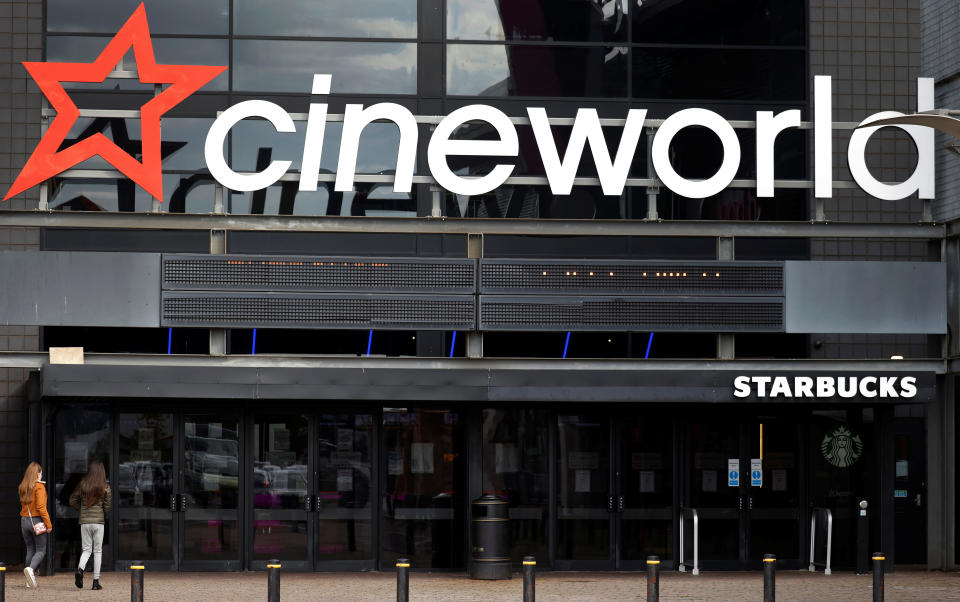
[4,569,960,601]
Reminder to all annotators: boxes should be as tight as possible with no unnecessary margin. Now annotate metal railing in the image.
[678,507,700,575]
[808,507,833,575]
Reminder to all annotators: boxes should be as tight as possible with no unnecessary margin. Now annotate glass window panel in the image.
[50,175,215,213]
[447,44,627,97]
[46,37,228,91]
[182,416,240,562]
[235,0,416,38]
[482,409,549,564]
[46,0,228,35]
[316,413,375,561]
[233,41,416,94]
[230,185,415,217]
[632,48,805,101]
[117,413,175,562]
[53,404,112,572]
[448,0,625,42]
[252,415,309,561]
[632,0,804,46]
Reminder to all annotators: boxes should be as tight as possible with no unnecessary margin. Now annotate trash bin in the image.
[470,494,511,580]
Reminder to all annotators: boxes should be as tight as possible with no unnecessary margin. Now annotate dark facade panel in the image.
[161,292,476,330]
[479,295,784,332]
[162,254,476,293]
[481,259,783,295]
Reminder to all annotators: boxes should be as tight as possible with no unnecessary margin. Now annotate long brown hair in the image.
[18,462,41,505]
[76,461,107,507]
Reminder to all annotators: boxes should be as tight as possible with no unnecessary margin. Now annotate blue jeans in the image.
[21,516,47,571]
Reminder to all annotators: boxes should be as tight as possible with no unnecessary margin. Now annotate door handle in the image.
[748,495,754,511]
[304,494,314,512]
[915,493,922,507]
[178,494,188,512]
[169,494,178,512]
[618,495,624,512]
[607,496,614,512]
[738,496,744,511]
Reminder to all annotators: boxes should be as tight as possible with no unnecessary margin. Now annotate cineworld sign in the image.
[206,74,935,201]
[1,3,938,203]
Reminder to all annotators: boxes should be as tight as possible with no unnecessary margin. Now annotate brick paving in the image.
[3,569,960,601]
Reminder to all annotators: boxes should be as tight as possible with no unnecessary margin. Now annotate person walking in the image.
[70,461,111,591]
[18,461,51,589]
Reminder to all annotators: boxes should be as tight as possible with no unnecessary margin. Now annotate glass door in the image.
[555,413,613,569]
[250,413,310,570]
[381,407,465,569]
[116,412,177,570]
[315,412,376,570]
[687,418,743,569]
[181,413,242,570]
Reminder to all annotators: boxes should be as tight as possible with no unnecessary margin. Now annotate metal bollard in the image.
[396,558,410,602]
[130,561,144,602]
[872,552,885,602]
[646,555,660,602]
[0,561,6,602]
[522,556,536,602]
[267,559,281,602]
[763,554,776,602]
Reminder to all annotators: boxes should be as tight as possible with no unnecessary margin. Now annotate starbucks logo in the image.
[821,426,864,468]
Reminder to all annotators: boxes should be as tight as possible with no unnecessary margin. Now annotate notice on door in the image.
[751,458,763,487]
[574,469,591,493]
[702,470,718,492]
[728,458,740,487]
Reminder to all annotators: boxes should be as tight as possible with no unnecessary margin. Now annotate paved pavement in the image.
[4,569,960,601]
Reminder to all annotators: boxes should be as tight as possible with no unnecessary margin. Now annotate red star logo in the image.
[4,3,226,202]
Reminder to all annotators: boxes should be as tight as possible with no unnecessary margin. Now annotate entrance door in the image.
[687,416,803,570]
[892,416,926,564]
[556,413,675,569]
[381,407,465,569]
[116,411,243,570]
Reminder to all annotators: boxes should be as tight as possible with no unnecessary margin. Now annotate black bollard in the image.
[872,552,885,602]
[522,556,536,602]
[646,555,660,602]
[130,562,144,602]
[396,558,410,602]
[267,559,281,602]
[763,554,776,602]
[0,561,6,602]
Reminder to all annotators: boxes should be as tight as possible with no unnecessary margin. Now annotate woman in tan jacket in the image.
[18,461,51,589]
[69,461,111,591]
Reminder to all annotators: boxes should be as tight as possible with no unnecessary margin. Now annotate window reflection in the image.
[46,0,228,35]
[46,37,228,91]
[233,41,416,94]
[230,184,415,217]
[447,44,627,97]
[236,0,416,38]
[632,0,804,45]
[447,0,625,42]
[633,48,804,101]
[51,176,215,213]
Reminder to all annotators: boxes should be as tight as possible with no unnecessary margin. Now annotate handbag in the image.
[27,506,48,536]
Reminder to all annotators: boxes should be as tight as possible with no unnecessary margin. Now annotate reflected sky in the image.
[235,0,416,38]
[233,41,416,94]
[46,0,228,34]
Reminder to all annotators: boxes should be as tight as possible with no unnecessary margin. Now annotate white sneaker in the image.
[24,566,37,589]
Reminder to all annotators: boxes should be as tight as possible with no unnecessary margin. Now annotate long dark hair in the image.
[76,461,107,507]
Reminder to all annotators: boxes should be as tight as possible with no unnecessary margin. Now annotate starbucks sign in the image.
[821,426,864,468]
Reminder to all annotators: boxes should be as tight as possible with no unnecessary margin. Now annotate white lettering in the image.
[529,107,646,196]
[651,108,741,198]
[847,77,934,201]
[205,100,296,191]
[816,376,836,398]
[752,376,771,397]
[900,376,918,398]
[879,376,899,398]
[794,376,814,398]
[335,102,418,193]
[756,109,801,197]
[769,376,793,397]
[837,377,857,398]
[859,376,878,398]
[298,74,331,192]
[427,105,518,196]
[734,376,751,398]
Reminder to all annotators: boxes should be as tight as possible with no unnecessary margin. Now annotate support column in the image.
[717,236,735,359]
[210,229,227,356]
[468,233,483,358]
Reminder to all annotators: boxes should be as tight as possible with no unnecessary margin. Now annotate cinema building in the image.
[0,0,957,575]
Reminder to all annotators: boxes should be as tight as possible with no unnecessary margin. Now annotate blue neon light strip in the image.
[167,328,172,354]
[645,332,654,359]
[366,330,373,356]
[562,332,571,358]
[449,331,457,358]
[252,329,257,355]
